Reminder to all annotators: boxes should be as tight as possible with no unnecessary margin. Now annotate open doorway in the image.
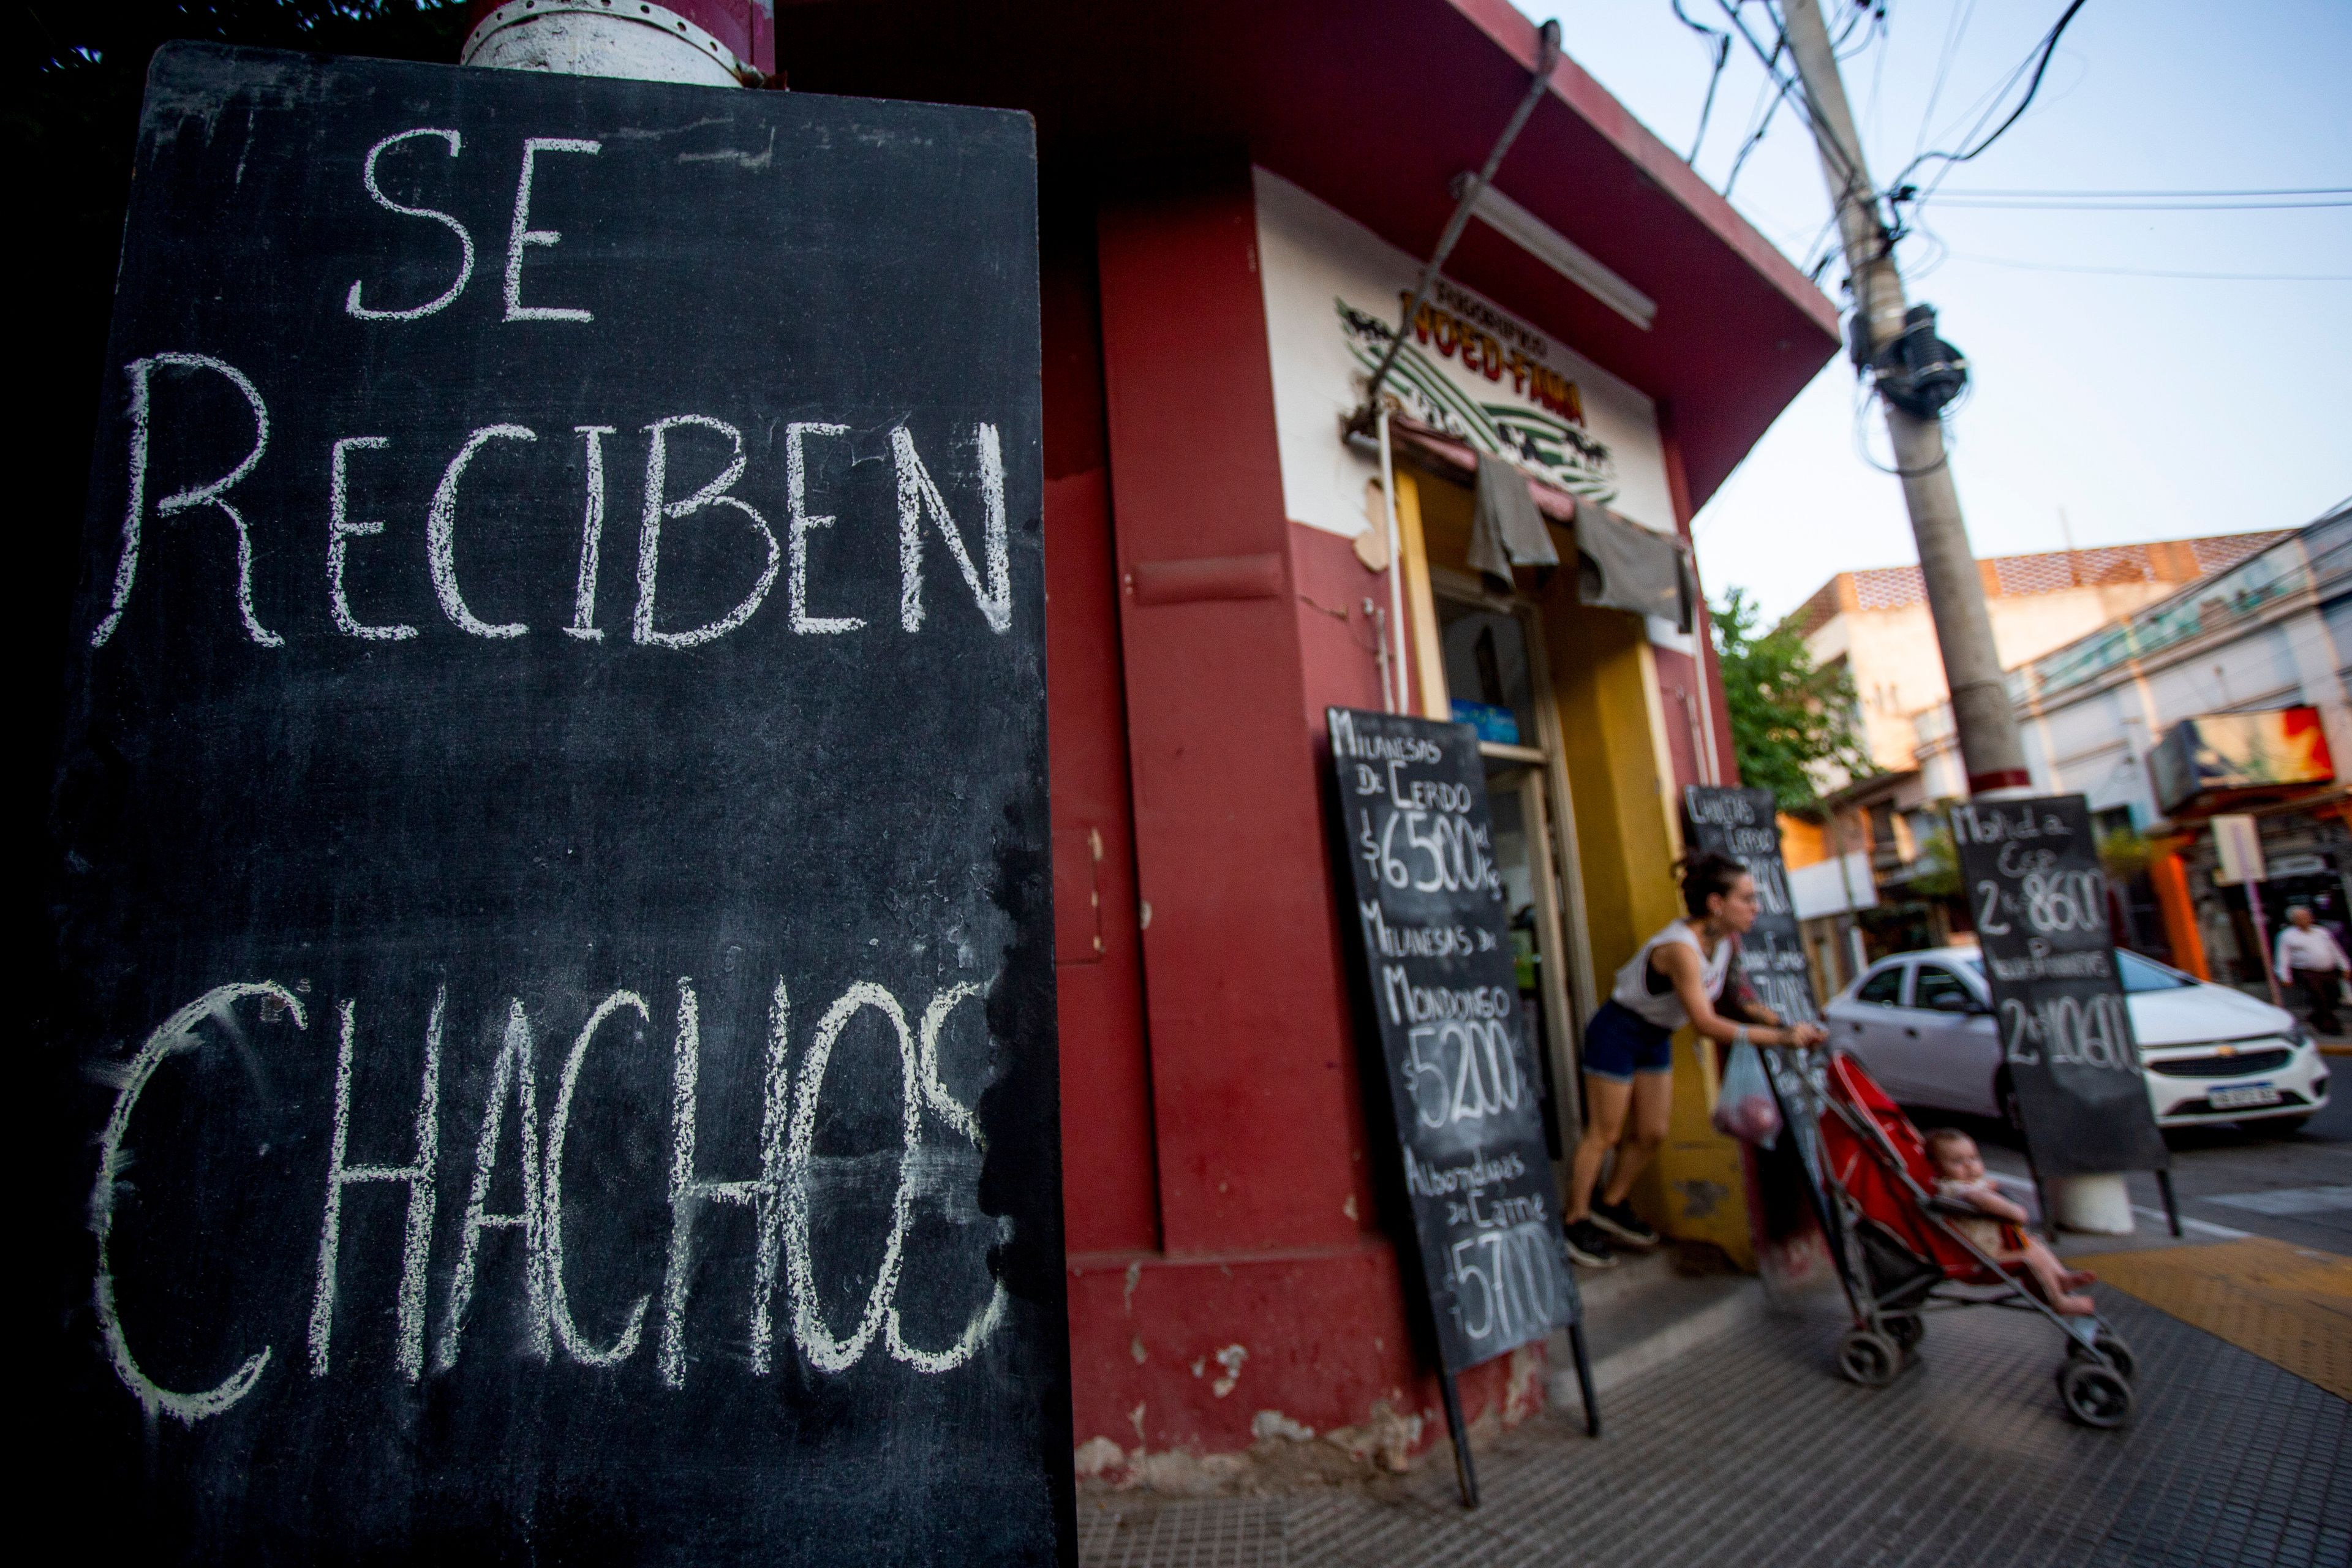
[1434,575,1589,1167]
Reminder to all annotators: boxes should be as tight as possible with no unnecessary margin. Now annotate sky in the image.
[1518,0,2352,624]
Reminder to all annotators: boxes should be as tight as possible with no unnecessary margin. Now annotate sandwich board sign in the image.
[1681,786,1818,1025]
[1324,707,1588,1498]
[42,43,1069,1563]
[1949,796,2168,1180]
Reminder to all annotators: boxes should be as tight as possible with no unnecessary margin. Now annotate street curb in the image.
[1551,1280,1768,1406]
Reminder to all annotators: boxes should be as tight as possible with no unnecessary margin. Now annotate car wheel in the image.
[1996,1071,2024,1135]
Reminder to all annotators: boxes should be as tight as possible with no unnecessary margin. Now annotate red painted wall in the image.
[1042,197,1159,1256]
[1660,404,1740,789]
[1094,162,1365,1260]
[1027,159,1548,1461]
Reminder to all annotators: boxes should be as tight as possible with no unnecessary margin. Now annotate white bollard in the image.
[2050,1173,2135,1235]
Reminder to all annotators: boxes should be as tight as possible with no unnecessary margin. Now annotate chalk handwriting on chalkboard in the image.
[93,972,1006,1427]
[1947,797,2165,1179]
[1327,709,1574,1373]
[53,46,1064,1562]
[1949,802,2134,1080]
[89,124,1016,654]
[1681,786,1817,1026]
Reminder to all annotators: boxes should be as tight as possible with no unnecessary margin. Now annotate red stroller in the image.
[1805,1050,2138,1428]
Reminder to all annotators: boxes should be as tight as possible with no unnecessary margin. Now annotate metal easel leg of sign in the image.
[1566,1319,1600,1437]
[2154,1168,2184,1237]
[1439,1370,1480,1508]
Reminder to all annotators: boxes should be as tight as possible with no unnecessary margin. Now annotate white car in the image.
[1824,946,2332,1133]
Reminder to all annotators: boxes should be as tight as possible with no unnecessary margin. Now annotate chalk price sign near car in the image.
[1948,797,2169,1178]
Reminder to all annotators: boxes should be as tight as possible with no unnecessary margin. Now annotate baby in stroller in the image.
[1923,1128,2097,1316]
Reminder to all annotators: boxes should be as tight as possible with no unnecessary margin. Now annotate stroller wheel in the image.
[1883,1312,1924,1354]
[1837,1329,1901,1389]
[2057,1360,2134,1429]
[2068,1330,2137,1382]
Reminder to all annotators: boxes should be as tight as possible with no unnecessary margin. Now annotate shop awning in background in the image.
[1576,500,1692,631]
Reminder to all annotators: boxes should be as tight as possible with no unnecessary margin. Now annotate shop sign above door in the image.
[1335,278,1618,503]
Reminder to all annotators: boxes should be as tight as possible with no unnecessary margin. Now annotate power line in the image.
[1896,0,2094,205]
[1915,0,1978,160]
[1930,195,2351,211]
[1672,0,1735,163]
[1945,251,2352,282]
[1935,186,2352,198]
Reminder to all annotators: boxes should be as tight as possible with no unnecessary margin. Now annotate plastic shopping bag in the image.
[1711,1040,1782,1148]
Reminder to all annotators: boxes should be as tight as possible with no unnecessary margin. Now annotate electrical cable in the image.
[1673,0,1736,164]
[1926,191,2351,211]
[1934,185,2352,198]
[1892,0,2092,206]
[1861,0,1890,143]
[1942,252,2352,282]
[1850,375,1955,480]
[1724,62,1794,197]
[1717,0,1874,219]
[1915,0,1978,159]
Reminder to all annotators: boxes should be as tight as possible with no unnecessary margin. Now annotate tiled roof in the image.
[1786,532,2290,638]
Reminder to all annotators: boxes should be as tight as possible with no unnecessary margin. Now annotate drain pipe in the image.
[1354,19,1561,718]
[1378,408,1410,713]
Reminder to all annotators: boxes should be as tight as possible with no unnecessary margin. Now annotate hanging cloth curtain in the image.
[1575,499,1694,633]
[1468,451,1561,592]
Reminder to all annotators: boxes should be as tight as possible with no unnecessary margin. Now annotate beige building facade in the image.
[1795,536,2287,775]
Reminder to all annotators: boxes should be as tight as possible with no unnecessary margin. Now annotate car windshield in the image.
[1961,952,2191,992]
[2116,951,2195,992]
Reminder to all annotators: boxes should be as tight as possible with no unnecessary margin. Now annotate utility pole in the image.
[1780,0,2132,1235]
[1779,0,2029,801]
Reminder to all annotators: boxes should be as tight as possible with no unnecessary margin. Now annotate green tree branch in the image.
[1711,586,1875,809]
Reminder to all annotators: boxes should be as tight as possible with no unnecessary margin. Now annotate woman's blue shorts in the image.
[1582,999,1675,1083]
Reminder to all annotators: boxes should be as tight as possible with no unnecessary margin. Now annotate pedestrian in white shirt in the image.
[2273,905,2350,1035]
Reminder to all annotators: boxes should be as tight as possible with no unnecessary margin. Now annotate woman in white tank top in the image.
[1564,852,1826,1266]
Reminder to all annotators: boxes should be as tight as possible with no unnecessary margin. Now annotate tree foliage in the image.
[1711,587,1875,809]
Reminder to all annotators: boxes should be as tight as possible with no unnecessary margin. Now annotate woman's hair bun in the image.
[1679,850,1746,918]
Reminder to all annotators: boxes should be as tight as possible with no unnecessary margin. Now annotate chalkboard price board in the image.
[43,43,1069,1564]
[1681,786,1818,1025]
[1325,709,1577,1376]
[1949,796,2168,1178]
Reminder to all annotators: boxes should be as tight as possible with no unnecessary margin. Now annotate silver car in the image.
[1824,946,2332,1132]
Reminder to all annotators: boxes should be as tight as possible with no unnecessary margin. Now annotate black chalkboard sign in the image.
[1682,786,1819,1025]
[43,43,1068,1564]
[1325,709,1578,1377]
[1950,796,2169,1178]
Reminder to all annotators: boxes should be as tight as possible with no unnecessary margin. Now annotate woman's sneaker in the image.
[1590,1199,1662,1251]
[1564,1219,1618,1268]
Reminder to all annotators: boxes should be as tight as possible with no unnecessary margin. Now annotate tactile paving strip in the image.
[1079,1289,2348,1568]
[2073,1238,2352,1399]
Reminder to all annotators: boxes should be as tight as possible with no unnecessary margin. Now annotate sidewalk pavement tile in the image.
[1077,1287,2348,1567]
[2073,1236,2352,1398]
